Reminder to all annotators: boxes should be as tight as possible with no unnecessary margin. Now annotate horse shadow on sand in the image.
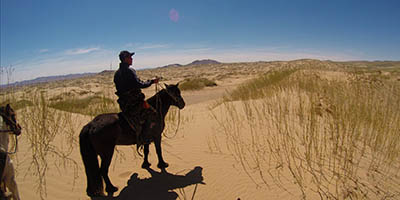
[91,166,205,200]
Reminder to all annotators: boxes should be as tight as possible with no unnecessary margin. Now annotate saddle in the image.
[117,112,139,134]
[118,112,153,146]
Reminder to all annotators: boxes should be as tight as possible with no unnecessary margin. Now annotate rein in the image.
[154,82,181,139]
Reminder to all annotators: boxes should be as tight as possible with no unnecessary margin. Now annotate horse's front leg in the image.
[154,136,169,169]
[4,157,20,200]
[141,144,151,169]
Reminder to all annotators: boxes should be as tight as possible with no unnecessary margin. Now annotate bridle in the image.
[154,82,183,108]
[0,112,20,154]
[0,112,18,133]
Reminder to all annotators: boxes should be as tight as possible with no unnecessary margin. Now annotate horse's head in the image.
[164,83,185,109]
[0,104,22,136]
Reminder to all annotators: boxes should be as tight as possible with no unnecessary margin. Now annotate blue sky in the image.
[1,0,399,83]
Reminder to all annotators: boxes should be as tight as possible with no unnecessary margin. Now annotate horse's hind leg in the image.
[100,149,118,196]
[141,144,151,169]
[4,158,20,200]
[154,136,169,169]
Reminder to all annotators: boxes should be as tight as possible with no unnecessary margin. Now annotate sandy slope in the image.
[13,76,300,200]
[10,60,400,200]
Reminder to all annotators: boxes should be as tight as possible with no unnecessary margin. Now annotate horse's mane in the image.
[146,88,167,107]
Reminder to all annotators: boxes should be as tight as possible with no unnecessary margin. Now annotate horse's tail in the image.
[79,124,103,197]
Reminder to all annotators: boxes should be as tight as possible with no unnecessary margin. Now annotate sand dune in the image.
[3,60,400,199]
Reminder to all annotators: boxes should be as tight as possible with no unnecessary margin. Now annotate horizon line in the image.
[1,58,399,86]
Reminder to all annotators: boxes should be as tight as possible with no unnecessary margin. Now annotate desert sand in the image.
[3,59,400,199]
[15,77,279,199]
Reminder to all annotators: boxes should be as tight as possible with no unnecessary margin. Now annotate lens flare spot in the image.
[169,8,179,22]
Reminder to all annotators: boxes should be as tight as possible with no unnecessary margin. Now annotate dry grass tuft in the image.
[210,65,400,199]
[17,91,80,200]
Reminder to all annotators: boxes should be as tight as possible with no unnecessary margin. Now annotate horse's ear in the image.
[176,82,180,87]
[164,83,169,88]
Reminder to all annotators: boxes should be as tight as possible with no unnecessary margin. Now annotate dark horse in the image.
[79,83,185,197]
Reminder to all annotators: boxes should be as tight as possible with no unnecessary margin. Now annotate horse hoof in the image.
[142,161,151,169]
[107,192,115,197]
[157,162,169,169]
[87,191,106,197]
[106,185,118,194]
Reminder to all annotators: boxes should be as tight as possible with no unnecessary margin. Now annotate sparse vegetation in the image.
[2,59,400,199]
[49,95,119,116]
[0,99,33,111]
[224,69,297,101]
[17,92,80,200]
[210,65,400,199]
[179,78,217,91]
[163,106,193,139]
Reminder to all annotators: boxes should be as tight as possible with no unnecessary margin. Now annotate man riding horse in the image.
[114,50,160,150]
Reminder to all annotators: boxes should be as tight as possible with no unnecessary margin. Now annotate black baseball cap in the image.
[119,50,135,61]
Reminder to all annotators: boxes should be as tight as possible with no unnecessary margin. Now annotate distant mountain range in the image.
[1,59,222,88]
[4,59,400,88]
[187,59,221,66]
[160,63,183,68]
[1,72,96,88]
[160,59,221,68]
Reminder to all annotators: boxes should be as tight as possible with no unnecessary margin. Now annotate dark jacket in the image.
[114,63,153,96]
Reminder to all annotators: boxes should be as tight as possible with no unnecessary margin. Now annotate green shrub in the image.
[12,99,34,110]
[179,78,217,91]
[0,99,33,110]
[49,95,119,116]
